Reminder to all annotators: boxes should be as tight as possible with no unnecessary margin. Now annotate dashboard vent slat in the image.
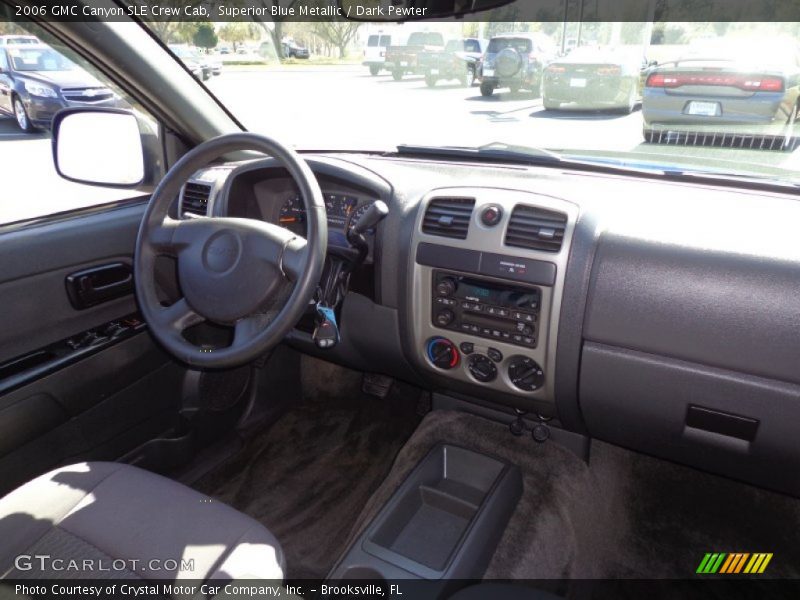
[422,197,475,239]
[505,205,567,252]
[181,182,211,217]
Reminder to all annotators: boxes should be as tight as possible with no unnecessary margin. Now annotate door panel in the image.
[0,203,146,363]
[0,201,185,493]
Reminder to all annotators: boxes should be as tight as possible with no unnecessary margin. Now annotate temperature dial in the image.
[508,356,544,392]
[468,354,498,383]
[426,337,459,370]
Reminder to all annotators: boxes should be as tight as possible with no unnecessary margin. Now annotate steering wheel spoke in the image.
[233,314,269,347]
[147,217,185,255]
[155,297,205,332]
[279,235,308,282]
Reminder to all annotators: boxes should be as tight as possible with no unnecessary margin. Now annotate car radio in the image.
[430,270,540,348]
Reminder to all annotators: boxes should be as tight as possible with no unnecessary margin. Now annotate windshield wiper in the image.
[395,142,564,166]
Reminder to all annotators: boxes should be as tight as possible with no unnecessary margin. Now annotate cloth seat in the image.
[0,462,284,583]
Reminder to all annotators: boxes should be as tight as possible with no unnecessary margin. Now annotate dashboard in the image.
[178,151,800,499]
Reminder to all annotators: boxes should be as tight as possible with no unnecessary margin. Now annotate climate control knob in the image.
[468,354,498,383]
[436,277,458,297]
[508,356,544,392]
[426,337,459,370]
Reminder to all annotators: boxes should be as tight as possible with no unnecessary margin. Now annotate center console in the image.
[408,188,577,411]
[329,444,522,585]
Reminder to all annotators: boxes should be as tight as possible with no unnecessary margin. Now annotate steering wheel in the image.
[134,133,327,368]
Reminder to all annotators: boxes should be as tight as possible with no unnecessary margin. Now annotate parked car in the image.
[0,44,122,132]
[542,46,645,113]
[0,35,39,46]
[642,39,800,148]
[168,44,209,81]
[421,37,487,87]
[207,53,223,76]
[363,30,392,76]
[479,32,558,97]
[384,31,445,81]
[283,42,310,59]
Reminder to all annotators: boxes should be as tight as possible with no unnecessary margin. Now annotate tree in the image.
[310,21,361,58]
[193,23,218,53]
[218,22,260,51]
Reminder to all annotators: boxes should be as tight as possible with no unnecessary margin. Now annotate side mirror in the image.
[52,108,145,187]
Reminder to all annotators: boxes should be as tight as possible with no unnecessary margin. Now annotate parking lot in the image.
[3,64,799,224]
[206,65,646,151]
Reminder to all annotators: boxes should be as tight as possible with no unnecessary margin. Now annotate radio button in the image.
[523,336,536,346]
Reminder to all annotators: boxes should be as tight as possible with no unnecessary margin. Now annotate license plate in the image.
[687,101,720,116]
[570,78,587,88]
[483,68,494,76]
[430,68,439,75]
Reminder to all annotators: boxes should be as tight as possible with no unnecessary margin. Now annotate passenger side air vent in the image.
[181,182,211,217]
[422,197,475,239]
[505,204,567,252]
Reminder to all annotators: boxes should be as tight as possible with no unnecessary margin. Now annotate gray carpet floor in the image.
[192,356,423,580]
[341,410,800,585]
[193,375,800,588]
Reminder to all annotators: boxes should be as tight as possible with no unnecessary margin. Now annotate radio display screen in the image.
[455,277,538,309]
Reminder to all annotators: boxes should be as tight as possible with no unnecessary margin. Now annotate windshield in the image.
[8,46,76,71]
[145,18,800,185]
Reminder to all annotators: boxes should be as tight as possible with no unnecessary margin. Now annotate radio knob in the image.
[435,309,455,327]
[426,337,459,370]
[436,277,457,297]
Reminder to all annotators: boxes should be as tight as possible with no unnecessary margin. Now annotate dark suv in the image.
[0,44,122,132]
[479,33,558,97]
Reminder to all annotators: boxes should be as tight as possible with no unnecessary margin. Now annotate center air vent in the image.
[422,197,475,239]
[181,182,211,217]
[505,205,567,252]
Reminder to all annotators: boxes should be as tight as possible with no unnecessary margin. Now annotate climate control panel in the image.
[425,336,544,393]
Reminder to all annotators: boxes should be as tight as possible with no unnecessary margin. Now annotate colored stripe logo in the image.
[697,553,773,574]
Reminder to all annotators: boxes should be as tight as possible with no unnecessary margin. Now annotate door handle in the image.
[65,262,134,309]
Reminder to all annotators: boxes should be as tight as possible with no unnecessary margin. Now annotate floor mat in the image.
[192,356,423,580]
